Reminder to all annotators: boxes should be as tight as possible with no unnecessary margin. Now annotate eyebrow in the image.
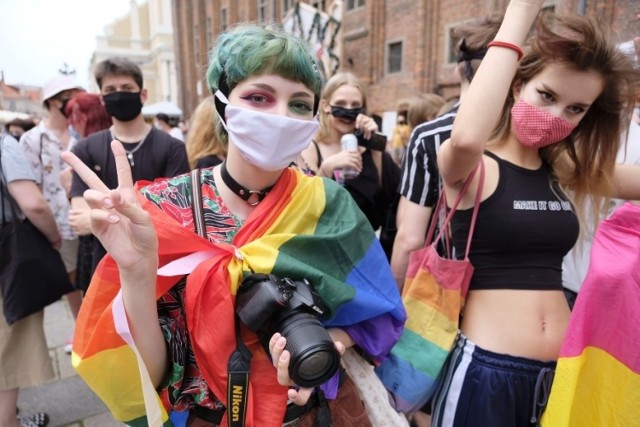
[540,84,592,108]
[250,83,313,99]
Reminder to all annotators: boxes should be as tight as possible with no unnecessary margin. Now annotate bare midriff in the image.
[460,289,571,361]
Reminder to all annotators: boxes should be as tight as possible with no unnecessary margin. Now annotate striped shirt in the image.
[399,104,459,207]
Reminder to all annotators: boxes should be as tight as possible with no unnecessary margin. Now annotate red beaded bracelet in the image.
[487,40,524,61]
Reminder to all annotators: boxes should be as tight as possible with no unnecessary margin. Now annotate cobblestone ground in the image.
[17,299,125,427]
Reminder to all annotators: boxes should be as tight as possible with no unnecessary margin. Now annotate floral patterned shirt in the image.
[20,121,76,240]
[141,168,242,412]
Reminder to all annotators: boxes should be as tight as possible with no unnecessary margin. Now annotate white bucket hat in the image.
[42,75,84,101]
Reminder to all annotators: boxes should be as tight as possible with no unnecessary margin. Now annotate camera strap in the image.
[315,387,332,426]
[190,168,253,426]
[227,315,253,427]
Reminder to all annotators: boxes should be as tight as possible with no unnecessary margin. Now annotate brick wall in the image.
[173,0,638,119]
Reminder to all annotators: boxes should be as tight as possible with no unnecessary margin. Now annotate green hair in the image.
[206,23,324,100]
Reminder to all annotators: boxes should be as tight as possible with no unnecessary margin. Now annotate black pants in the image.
[563,288,578,311]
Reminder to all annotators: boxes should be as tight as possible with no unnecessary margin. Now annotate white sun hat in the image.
[42,75,84,101]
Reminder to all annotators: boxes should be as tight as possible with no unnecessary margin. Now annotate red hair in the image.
[66,92,112,137]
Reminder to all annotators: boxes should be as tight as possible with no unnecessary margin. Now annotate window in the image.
[311,1,325,11]
[221,7,228,32]
[346,0,365,10]
[258,0,267,22]
[540,4,556,24]
[282,0,293,17]
[542,4,556,13]
[446,25,458,64]
[206,17,213,51]
[387,41,402,73]
[193,24,200,68]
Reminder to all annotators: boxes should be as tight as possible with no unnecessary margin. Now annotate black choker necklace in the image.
[220,162,274,206]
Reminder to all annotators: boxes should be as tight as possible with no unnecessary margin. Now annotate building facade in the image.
[0,74,44,118]
[172,0,639,123]
[90,0,179,107]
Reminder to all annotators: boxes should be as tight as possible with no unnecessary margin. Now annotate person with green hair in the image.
[63,23,405,427]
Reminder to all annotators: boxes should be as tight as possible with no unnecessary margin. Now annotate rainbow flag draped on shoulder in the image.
[542,202,640,426]
[71,167,405,427]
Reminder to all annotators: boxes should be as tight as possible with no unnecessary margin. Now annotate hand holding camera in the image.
[235,274,342,389]
[269,332,346,406]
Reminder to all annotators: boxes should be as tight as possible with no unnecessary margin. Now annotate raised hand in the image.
[354,113,378,140]
[61,140,158,274]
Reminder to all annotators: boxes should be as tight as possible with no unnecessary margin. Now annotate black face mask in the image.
[103,91,143,122]
[9,132,22,140]
[330,105,365,122]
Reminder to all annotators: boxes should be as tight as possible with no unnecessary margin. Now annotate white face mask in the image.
[215,90,319,171]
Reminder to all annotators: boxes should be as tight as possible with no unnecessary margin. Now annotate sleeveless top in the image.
[451,151,579,291]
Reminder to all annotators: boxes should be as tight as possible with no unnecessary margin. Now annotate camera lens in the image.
[278,312,340,388]
[295,350,337,381]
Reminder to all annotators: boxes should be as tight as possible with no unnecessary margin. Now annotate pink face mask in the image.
[511,99,576,149]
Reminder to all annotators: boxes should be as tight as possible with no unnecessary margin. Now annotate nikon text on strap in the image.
[190,168,253,427]
[227,316,252,427]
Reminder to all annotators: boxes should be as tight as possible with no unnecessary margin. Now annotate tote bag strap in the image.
[426,160,485,257]
[190,168,207,239]
[462,160,485,257]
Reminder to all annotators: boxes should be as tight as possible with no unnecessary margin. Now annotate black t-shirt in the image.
[70,127,190,270]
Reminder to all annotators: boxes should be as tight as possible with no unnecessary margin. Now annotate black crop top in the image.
[451,151,579,291]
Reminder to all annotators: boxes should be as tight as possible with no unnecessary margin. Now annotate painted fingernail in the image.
[103,198,114,208]
[108,214,120,223]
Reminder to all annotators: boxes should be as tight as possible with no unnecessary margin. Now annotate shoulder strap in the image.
[461,161,485,257]
[312,140,323,168]
[190,168,207,238]
[425,161,485,258]
[39,132,47,183]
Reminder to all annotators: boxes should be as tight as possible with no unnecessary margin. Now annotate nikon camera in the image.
[235,273,340,388]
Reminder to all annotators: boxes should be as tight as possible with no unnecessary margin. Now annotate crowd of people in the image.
[1,0,639,426]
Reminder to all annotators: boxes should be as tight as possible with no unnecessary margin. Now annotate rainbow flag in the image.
[71,168,405,427]
[542,202,640,426]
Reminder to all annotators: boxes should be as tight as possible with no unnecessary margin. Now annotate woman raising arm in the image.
[433,0,640,425]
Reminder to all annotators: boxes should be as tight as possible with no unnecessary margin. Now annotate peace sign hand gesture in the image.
[62,140,159,276]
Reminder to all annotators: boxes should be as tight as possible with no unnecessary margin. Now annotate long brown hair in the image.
[494,15,640,226]
[315,72,367,144]
[186,97,227,168]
